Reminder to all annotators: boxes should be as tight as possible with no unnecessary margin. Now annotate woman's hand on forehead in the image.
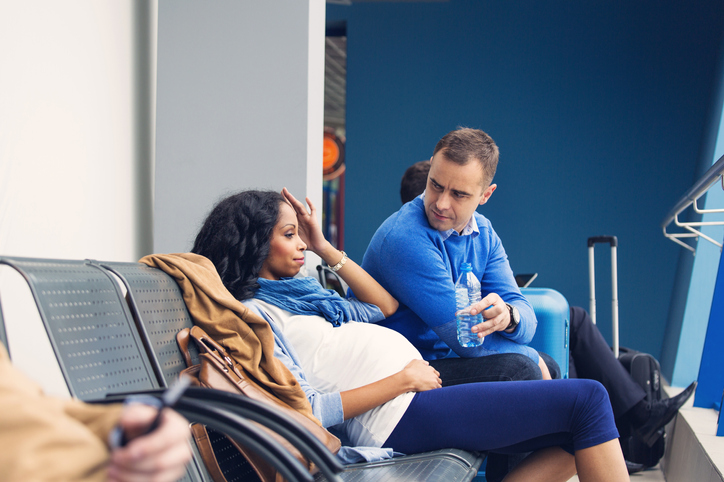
[281,187,330,256]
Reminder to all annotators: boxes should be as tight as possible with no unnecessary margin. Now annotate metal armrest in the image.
[100,389,344,482]
[182,387,345,480]
[94,394,314,482]
[176,397,314,482]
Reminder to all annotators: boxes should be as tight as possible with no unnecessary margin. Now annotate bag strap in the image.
[189,325,227,355]
[188,326,245,380]
[176,328,193,367]
[190,424,230,482]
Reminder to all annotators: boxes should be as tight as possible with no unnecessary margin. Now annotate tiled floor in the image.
[480,462,666,482]
[566,465,665,482]
[662,385,723,482]
[678,398,724,471]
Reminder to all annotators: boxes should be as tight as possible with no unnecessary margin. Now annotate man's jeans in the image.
[429,352,561,385]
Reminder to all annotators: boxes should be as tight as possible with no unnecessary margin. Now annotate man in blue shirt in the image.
[362,128,550,384]
[362,128,548,481]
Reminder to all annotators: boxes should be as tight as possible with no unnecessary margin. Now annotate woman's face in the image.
[258,202,307,280]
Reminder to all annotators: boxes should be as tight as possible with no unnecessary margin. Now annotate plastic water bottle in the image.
[455,262,484,347]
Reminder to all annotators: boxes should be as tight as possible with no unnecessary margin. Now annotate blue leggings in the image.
[384,379,618,456]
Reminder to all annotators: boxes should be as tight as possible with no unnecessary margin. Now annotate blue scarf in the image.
[255,277,352,326]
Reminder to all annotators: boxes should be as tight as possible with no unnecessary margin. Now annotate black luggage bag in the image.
[588,236,665,468]
[617,347,666,467]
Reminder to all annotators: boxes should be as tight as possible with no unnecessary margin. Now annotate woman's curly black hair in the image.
[191,190,286,300]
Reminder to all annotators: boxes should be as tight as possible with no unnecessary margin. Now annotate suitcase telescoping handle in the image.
[588,236,619,358]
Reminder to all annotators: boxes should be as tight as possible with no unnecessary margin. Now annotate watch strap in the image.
[505,303,519,331]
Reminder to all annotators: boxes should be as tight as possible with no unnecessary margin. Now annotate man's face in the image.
[423,152,496,233]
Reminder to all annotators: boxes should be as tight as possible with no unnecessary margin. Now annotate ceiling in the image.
[327,0,448,3]
[324,36,347,132]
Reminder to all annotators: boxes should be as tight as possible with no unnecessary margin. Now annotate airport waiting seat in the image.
[96,261,200,386]
[0,256,327,482]
[316,264,348,297]
[0,257,159,399]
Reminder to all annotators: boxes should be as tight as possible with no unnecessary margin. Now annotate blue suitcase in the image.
[521,287,570,379]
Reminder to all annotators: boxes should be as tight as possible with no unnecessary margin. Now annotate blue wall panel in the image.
[694,233,724,409]
[329,0,724,361]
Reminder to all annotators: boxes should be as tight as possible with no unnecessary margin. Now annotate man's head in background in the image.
[400,160,431,204]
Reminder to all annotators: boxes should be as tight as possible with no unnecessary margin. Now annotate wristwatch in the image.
[505,303,520,332]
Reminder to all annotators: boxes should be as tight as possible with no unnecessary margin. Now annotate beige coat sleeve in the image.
[0,345,123,481]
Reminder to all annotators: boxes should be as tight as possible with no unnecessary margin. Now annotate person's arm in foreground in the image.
[0,341,191,482]
[282,187,398,317]
[107,403,192,482]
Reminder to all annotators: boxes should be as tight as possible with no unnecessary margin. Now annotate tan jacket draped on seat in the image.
[140,253,319,425]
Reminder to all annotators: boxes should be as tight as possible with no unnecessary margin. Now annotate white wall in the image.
[0,1,154,262]
[0,0,157,392]
[154,0,325,268]
[0,0,325,386]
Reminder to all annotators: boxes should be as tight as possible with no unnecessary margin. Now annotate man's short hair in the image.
[433,127,499,186]
[400,160,431,204]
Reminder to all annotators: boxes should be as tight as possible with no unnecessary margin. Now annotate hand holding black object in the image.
[110,375,191,448]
